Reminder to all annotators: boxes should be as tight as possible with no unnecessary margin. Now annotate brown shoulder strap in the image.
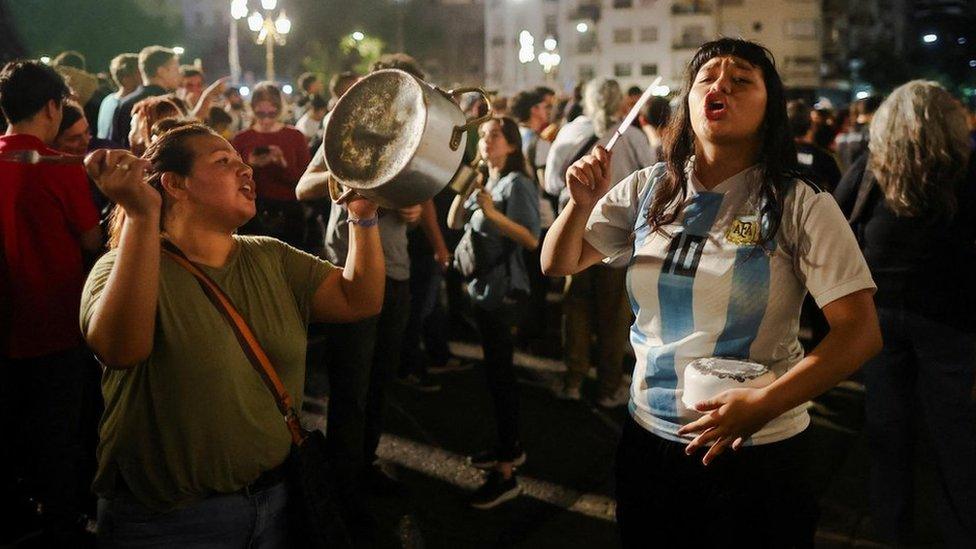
[160,239,305,445]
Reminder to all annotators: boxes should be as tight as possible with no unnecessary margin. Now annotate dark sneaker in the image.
[467,447,527,470]
[469,471,521,509]
[428,356,474,374]
[397,373,442,392]
[362,463,404,497]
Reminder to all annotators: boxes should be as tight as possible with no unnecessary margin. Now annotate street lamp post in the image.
[244,0,291,82]
[229,0,248,83]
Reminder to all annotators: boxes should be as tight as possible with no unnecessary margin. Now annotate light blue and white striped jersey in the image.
[585,162,875,445]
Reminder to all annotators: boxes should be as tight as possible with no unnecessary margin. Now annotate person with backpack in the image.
[447,115,540,509]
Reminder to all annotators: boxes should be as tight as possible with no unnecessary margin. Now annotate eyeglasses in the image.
[254,111,278,119]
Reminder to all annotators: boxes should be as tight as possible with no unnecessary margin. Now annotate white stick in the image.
[605,76,663,152]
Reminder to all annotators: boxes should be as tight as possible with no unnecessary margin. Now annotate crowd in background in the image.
[2,40,976,547]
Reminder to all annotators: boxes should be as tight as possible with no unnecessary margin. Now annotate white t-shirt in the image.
[584,162,876,445]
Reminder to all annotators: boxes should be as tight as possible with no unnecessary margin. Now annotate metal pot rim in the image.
[324,69,431,191]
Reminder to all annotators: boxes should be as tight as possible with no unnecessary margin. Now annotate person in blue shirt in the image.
[447,116,541,509]
[96,54,139,143]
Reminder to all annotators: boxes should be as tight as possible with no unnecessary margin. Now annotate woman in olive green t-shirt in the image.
[81,124,385,547]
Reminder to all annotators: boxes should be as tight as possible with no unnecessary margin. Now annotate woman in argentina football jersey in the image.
[542,38,882,547]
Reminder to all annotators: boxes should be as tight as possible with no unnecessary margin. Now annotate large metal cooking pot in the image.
[324,69,492,209]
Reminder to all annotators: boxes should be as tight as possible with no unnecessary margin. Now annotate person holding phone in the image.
[231,82,310,248]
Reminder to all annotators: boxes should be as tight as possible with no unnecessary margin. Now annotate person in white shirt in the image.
[544,77,651,407]
[541,38,882,547]
[295,94,327,144]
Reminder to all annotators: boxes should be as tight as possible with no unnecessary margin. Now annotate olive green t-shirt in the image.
[80,235,334,511]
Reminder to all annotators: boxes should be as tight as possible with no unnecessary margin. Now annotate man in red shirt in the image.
[0,60,102,543]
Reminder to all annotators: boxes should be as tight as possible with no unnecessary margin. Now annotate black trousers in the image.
[473,300,524,460]
[400,254,450,377]
[322,277,411,489]
[0,347,92,532]
[615,417,818,548]
[863,307,976,547]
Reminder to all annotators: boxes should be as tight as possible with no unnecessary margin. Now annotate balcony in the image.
[671,1,712,15]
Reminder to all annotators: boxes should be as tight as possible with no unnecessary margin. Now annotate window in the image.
[613,0,634,7]
[578,32,598,53]
[614,28,634,43]
[545,15,558,37]
[640,26,658,42]
[785,56,819,73]
[641,63,658,76]
[785,19,817,40]
[682,24,706,43]
[579,65,595,82]
[491,36,506,47]
[614,63,633,77]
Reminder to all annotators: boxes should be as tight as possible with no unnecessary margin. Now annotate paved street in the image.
[303,338,945,548]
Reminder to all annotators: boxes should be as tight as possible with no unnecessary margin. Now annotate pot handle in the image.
[328,175,358,205]
[448,87,493,151]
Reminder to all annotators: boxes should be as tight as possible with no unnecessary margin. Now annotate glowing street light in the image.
[173,46,185,55]
[230,0,248,20]
[274,11,291,34]
[539,37,560,74]
[518,30,535,64]
[240,85,251,96]
[40,56,51,64]
[282,84,293,94]
[922,33,938,44]
[244,2,290,81]
[576,22,589,33]
[352,31,365,41]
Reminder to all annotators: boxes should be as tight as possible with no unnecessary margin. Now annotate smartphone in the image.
[253,146,271,156]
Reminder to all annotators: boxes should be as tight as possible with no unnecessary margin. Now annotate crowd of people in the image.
[1,36,976,548]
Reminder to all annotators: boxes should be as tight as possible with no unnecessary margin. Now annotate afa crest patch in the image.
[726,215,761,246]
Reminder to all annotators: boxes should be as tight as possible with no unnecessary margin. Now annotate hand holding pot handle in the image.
[447,87,493,151]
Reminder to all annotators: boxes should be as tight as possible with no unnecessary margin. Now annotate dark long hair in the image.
[107,124,219,248]
[481,115,530,178]
[649,38,798,247]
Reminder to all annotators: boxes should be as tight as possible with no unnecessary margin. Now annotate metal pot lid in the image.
[324,69,428,190]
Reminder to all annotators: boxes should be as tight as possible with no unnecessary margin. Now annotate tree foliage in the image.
[8,0,180,72]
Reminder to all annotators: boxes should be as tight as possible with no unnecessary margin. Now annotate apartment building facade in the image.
[485,0,823,94]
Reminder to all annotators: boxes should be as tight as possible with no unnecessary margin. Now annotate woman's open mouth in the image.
[705,99,727,121]
[239,182,256,200]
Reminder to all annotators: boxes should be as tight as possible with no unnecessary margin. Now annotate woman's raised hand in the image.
[84,149,159,218]
[566,145,612,209]
[345,194,379,221]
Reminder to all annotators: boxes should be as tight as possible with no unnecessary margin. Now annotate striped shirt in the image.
[585,161,875,445]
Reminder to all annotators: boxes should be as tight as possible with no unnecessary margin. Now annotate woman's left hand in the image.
[346,194,379,221]
[676,388,780,466]
[476,190,497,217]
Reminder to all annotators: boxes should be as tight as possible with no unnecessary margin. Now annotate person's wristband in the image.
[347,216,379,228]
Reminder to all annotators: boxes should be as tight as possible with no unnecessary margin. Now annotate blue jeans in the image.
[864,307,976,547]
[96,482,288,548]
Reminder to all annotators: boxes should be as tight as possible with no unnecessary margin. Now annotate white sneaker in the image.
[597,383,630,408]
[553,379,581,401]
